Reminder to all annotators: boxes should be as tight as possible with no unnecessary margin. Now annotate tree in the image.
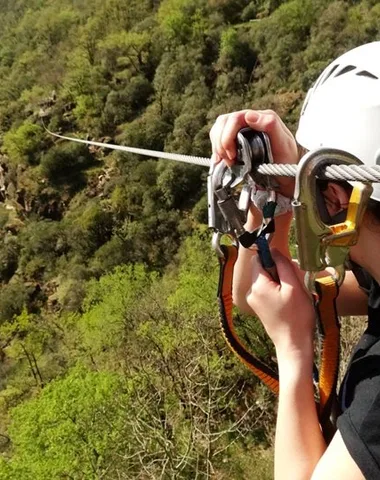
[77,263,158,356]
[99,31,152,75]
[40,141,95,186]
[3,123,45,166]
[0,309,46,389]
[64,201,114,258]
[18,220,66,282]
[0,234,20,283]
[4,366,129,480]
[102,75,153,130]
[0,282,28,325]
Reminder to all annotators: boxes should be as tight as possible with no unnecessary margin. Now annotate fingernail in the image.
[246,111,260,123]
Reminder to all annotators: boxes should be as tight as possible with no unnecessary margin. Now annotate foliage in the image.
[4,366,129,480]
[157,0,208,45]
[0,0,377,477]
[102,75,153,129]
[18,220,66,282]
[64,201,114,258]
[78,263,158,355]
[40,142,95,186]
[168,228,219,317]
[0,235,20,283]
[3,123,45,166]
[0,282,28,325]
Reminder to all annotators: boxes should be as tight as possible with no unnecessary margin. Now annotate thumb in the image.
[271,249,302,288]
[245,110,261,129]
[251,254,275,287]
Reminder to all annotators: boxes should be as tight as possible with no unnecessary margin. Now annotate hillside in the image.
[0,0,379,478]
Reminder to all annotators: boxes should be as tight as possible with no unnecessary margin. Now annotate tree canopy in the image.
[0,0,378,477]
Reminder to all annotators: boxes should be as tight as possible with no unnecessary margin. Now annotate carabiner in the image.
[292,148,372,293]
[208,129,272,253]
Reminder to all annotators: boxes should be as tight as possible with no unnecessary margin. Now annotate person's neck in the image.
[350,224,380,284]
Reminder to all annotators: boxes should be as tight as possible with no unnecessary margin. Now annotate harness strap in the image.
[217,245,341,443]
[314,276,341,443]
[217,244,279,394]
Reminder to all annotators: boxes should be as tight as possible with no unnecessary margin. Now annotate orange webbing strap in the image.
[217,244,279,394]
[313,276,341,444]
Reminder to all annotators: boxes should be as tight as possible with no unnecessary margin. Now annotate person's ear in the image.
[322,183,350,216]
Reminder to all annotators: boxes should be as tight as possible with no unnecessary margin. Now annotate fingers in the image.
[221,111,252,163]
[210,109,297,168]
[269,249,301,287]
[247,254,277,309]
[251,249,301,290]
[209,110,249,166]
[247,249,302,315]
[248,110,296,163]
[251,254,278,289]
[252,110,294,142]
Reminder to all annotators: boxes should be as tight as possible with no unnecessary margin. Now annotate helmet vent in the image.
[334,65,356,77]
[319,64,339,86]
[356,70,378,79]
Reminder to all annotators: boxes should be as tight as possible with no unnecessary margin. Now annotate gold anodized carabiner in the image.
[292,148,372,293]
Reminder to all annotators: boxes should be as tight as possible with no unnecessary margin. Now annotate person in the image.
[209,42,380,479]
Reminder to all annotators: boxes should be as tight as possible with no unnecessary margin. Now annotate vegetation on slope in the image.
[0,0,378,477]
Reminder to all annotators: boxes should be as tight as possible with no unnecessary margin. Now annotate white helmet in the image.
[296,41,380,201]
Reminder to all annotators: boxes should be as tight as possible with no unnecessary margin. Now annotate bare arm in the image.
[312,431,365,480]
[247,253,366,480]
[275,345,326,479]
[210,109,368,479]
[275,346,365,480]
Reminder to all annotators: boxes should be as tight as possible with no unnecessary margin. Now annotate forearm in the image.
[275,343,326,480]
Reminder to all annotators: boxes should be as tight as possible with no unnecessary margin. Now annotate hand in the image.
[246,249,315,355]
[209,109,298,197]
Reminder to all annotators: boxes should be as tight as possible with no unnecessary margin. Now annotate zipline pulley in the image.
[208,128,278,278]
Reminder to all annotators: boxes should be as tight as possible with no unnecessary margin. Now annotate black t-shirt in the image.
[337,268,380,479]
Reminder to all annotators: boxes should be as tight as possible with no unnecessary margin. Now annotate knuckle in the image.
[246,291,255,308]
[247,284,262,301]
[263,108,276,116]
[216,114,227,123]
[228,111,241,121]
[260,110,279,129]
[221,136,232,150]
[263,113,277,128]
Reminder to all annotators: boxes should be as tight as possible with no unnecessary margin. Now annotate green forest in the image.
[0,0,378,478]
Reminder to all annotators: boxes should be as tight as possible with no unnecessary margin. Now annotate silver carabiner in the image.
[208,129,276,255]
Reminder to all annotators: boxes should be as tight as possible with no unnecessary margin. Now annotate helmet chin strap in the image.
[327,208,348,225]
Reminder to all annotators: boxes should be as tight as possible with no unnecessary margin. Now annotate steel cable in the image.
[257,163,380,182]
[44,126,380,182]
